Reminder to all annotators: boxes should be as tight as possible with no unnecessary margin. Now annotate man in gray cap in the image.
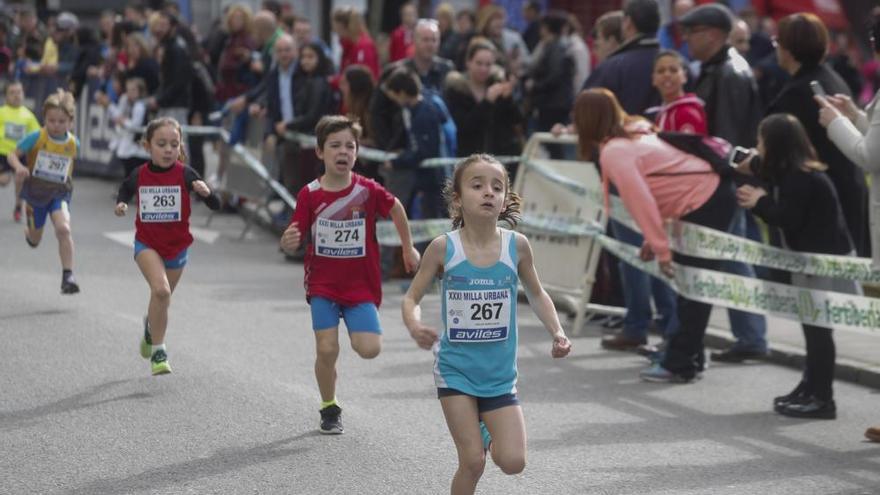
[675,3,769,365]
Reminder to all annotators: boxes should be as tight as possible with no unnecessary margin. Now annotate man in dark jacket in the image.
[582,0,679,354]
[680,4,762,147]
[262,35,331,195]
[582,0,661,116]
[147,10,192,124]
[370,19,454,153]
[526,10,574,132]
[678,3,769,363]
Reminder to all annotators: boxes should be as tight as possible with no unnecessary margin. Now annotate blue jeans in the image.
[609,220,679,340]
[723,208,768,352]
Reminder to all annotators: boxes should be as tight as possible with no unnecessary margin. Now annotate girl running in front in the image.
[7,89,81,294]
[279,115,419,435]
[401,154,572,495]
[114,117,221,375]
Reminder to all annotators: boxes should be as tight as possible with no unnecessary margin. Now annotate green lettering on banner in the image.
[594,233,879,334]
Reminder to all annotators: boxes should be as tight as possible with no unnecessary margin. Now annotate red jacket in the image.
[388,25,413,63]
[651,93,708,135]
[340,33,379,79]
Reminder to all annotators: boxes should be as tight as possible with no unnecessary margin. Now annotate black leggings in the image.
[661,179,737,379]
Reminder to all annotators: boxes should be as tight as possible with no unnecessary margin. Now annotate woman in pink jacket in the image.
[574,88,737,383]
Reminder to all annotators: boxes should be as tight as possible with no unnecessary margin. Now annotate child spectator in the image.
[650,49,707,134]
[108,77,151,177]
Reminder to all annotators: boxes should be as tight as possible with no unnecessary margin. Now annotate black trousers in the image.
[661,179,737,379]
[801,324,835,400]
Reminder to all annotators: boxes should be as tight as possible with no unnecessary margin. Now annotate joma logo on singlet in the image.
[469,278,495,286]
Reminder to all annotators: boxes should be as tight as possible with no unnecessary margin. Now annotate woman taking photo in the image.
[766,13,869,257]
[574,88,737,383]
[738,113,859,419]
[815,10,880,438]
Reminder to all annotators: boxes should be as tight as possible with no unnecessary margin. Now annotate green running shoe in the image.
[151,349,172,376]
[140,316,152,359]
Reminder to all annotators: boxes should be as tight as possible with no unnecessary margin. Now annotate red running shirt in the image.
[135,162,193,259]
[291,173,396,307]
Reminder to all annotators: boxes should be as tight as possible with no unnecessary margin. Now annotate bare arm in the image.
[7,149,28,179]
[402,236,445,349]
[389,198,420,273]
[515,233,571,358]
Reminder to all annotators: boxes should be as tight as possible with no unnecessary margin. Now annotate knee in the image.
[54,222,71,239]
[494,453,526,475]
[151,284,171,303]
[459,452,486,479]
[352,340,381,359]
[316,341,340,361]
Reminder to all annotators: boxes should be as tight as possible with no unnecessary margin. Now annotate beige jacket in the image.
[826,91,880,267]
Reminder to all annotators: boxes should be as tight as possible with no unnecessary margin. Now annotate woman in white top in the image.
[816,10,880,443]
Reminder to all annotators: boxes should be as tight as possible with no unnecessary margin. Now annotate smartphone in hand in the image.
[810,80,827,97]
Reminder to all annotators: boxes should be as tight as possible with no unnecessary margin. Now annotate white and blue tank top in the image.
[434,228,519,397]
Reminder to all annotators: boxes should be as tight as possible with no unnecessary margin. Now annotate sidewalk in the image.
[704,308,880,390]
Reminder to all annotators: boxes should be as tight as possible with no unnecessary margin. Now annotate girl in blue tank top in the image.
[402,154,571,495]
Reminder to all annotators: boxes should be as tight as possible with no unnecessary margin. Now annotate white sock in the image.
[152,343,166,355]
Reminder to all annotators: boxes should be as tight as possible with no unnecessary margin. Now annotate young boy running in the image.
[280,115,420,434]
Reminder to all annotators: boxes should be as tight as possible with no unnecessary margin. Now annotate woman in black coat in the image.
[284,41,333,134]
[443,38,523,176]
[738,113,861,420]
[765,13,870,257]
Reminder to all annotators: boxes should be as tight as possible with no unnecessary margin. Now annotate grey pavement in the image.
[1,178,880,495]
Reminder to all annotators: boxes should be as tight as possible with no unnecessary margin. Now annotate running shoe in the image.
[140,316,152,359]
[479,420,491,452]
[639,363,700,383]
[319,404,343,434]
[151,349,172,375]
[61,273,80,294]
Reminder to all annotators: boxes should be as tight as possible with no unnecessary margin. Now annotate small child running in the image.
[0,81,40,222]
[402,154,571,495]
[280,115,419,435]
[7,89,81,293]
[114,117,221,375]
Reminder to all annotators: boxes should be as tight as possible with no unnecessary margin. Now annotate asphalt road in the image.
[2,178,880,495]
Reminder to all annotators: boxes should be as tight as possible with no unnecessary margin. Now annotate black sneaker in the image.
[61,273,80,294]
[710,348,768,363]
[319,404,343,435]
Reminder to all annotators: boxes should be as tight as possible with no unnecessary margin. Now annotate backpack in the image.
[655,131,735,177]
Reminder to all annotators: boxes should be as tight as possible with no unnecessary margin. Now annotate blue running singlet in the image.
[434,228,519,397]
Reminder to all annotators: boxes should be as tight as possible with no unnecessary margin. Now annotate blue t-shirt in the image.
[434,228,519,397]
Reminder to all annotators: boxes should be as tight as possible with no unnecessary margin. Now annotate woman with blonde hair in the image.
[332,6,379,79]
